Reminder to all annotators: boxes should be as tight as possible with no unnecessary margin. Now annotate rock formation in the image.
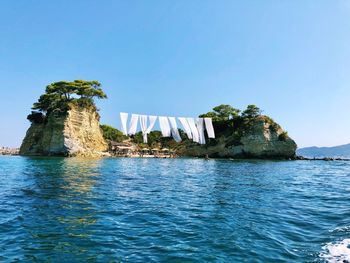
[20,87,296,159]
[178,116,297,159]
[20,104,108,157]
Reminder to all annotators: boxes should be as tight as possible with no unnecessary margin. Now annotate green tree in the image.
[241,104,262,119]
[200,104,240,121]
[32,80,107,113]
[32,93,63,113]
[74,80,107,100]
[199,111,217,119]
[100,125,127,142]
[213,104,240,120]
[278,131,288,141]
[132,131,163,146]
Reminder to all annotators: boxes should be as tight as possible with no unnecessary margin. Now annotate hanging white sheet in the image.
[196,118,206,145]
[120,112,128,135]
[159,116,171,137]
[204,117,215,138]
[187,118,199,143]
[146,116,157,133]
[139,115,158,143]
[128,114,139,135]
[168,117,182,142]
[139,115,148,143]
[178,117,192,139]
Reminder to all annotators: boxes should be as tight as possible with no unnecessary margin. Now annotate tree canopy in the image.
[241,104,262,119]
[100,125,127,142]
[200,104,263,122]
[32,80,107,114]
[199,104,241,121]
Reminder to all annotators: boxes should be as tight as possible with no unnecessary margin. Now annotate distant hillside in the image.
[297,143,350,158]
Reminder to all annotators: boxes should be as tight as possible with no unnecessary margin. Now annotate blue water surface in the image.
[0,156,350,262]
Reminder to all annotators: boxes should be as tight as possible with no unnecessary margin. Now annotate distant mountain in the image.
[297,143,350,158]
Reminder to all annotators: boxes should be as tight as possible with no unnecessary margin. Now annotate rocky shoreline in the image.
[3,145,349,161]
[191,156,350,161]
[293,156,350,161]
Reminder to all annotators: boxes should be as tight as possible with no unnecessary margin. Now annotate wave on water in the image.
[321,239,350,263]
[330,226,350,233]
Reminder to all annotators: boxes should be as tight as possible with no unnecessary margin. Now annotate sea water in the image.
[1,156,350,262]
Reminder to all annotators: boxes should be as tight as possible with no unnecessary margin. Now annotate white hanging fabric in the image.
[159,116,171,137]
[146,115,157,134]
[187,118,200,143]
[139,115,148,143]
[178,117,192,139]
[123,112,214,144]
[120,112,128,135]
[128,114,139,135]
[168,117,182,142]
[140,115,157,143]
[196,118,206,145]
[204,117,215,138]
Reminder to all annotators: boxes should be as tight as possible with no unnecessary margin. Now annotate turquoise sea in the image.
[1,156,350,262]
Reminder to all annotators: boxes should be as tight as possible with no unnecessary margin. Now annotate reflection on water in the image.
[1,157,105,262]
[0,156,350,262]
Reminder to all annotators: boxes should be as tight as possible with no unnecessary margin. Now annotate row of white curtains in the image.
[120,113,215,144]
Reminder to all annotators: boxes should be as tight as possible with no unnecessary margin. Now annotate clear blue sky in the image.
[1,0,349,148]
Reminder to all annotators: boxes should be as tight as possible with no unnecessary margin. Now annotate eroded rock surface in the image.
[20,105,108,157]
[179,116,297,159]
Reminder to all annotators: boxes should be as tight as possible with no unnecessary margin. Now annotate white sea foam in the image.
[333,226,350,233]
[321,239,350,263]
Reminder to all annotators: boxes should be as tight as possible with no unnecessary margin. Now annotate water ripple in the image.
[0,157,350,262]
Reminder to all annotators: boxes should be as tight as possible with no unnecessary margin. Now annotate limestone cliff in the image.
[178,116,297,159]
[20,105,108,157]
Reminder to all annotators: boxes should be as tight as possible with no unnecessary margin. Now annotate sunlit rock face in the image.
[179,116,297,159]
[20,105,108,157]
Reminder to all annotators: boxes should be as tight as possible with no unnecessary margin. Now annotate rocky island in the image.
[20,80,297,159]
[114,104,297,159]
[20,80,108,157]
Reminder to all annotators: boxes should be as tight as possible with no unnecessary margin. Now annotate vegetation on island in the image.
[100,125,128,142]
[28,80,107,123]
[132,130,185,149]
[100,125,184,149]
[101,103,288,151]
[23,82,293,157]
[199,104,262,121]
[199,104,287,146]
